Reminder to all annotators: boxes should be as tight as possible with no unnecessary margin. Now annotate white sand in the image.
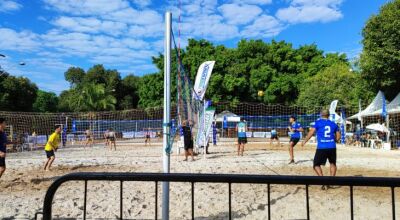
[1,142,400,219]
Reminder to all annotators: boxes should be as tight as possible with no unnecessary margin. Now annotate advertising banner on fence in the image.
[193,61,215,100]
[196,108,215,147]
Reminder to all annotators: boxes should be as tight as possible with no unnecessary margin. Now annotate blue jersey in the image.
[271,129,277,136]
[313,119,339,149]
[0,131,7,153]
[237,122,247,138]
[290,122,302,139]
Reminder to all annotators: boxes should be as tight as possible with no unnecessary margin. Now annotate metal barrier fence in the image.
[38,172,400,220]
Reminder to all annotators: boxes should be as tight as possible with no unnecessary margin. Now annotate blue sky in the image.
[0,0,391,94]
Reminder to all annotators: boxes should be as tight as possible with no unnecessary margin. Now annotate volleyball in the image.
[258,90,264,97]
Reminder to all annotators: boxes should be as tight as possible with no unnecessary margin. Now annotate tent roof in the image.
[215,110,239,122]
[349,92,400,118]
[349,91,387,119]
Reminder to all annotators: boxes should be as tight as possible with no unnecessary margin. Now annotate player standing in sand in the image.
[108,128,117,151]
[182,120,194,161]
[288,116,303,164]
[0,118,8,178]
[302,110,340,189]
[236,118,247,156]
[104,129,110,147]
[44,125,62,171]
[84,129,93,149]
[270,128,280,147]
[145,128,151,146]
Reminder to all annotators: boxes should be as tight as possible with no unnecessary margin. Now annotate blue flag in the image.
[382,94,387,119]
[223,116,228,129]
[341,108,346,144]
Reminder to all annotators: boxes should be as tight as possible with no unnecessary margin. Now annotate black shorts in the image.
[146,135,150,139]
[109,137,116,142]
[313,148,336,167]
[290,137,300,146]
[0,156,5,167]
[271,135,279,140]
[184,140,194,150]
[45,150,55,159]
[238,137,247,144]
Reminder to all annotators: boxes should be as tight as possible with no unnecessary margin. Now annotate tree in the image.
[58,89,81,112]
[0,75,38,111]
[360,0,400,100]
[76,83,117,111]
[138,73,164,108]
[297,63,373,107]
[33,90,59,112]
[64,67,85,87]
[118,75,140,109]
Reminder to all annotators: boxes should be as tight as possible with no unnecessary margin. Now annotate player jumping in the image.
[288,116,303,164]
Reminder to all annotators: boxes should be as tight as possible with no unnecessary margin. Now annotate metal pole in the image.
[203,99,206,159]
[387,114,390,144]
[162,11,172,220]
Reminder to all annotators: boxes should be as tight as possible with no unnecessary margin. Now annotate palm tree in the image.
[77,83,116,111]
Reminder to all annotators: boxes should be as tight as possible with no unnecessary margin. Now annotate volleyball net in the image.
[3,102,399,151]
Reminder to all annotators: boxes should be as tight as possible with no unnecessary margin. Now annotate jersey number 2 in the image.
[324,126,331,138]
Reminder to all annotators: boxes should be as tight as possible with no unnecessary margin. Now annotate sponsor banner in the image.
[196,108,215,147]
[253,132,266,138]
[193,61,215,100]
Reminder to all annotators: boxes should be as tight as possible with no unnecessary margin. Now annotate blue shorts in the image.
[290,137,300,146]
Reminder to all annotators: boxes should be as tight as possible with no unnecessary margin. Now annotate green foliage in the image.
[76,83,117,111]
[64,67,85,87]
[137,73,164,108]
[0,74,38,111]
[360,0,400,100]
[297,63,373,107]
[33,90,59,112]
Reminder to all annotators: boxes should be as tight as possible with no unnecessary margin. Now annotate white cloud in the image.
[276,0,343,24]
[0,28,40,51]
[42,0,129,16]
[52,16,128,36]
[180,14,239,41]
[291,0,342,7]
[43,0,162,26]
[218,4,263,25]
[130,0,152,8]
[107,8,162,25]
[242,15,284,38]
[231,0,272,4]
[128,23,163,38]
[0,0,22,12]
[276,6,342,23]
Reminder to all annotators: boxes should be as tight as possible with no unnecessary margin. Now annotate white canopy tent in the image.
[349,91,387,119]
[214,110,240,122]
[366,123,389,133]
[368,92,400,116]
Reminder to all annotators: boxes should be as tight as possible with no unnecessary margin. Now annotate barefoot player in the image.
[182,120,194,161]
[84,129,93,149]
[302,110,341,186]
[236,118,247,156]
[270,128,280,147]
[108,128,117,151]
[145,128,151,146]
[44,125,62,171]
[0,118,8,178]
[288,116,303,164]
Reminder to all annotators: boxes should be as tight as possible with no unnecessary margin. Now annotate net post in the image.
[162,11,172,220]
